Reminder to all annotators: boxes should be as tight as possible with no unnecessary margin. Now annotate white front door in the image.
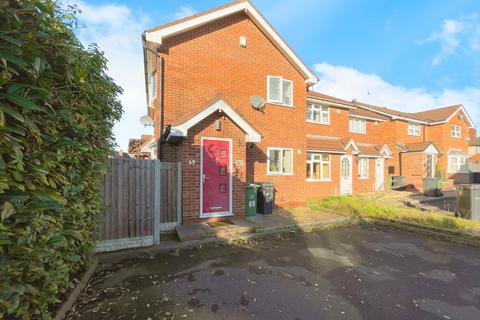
[375,158,385,191]
[340,155,353,195]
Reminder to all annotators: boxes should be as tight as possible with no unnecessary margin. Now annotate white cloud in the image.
[173,5,196,20]
[421,14,480,65]
[74,1,152,151]
[313,62,479,128]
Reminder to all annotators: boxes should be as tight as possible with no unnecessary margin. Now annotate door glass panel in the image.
[341,158,350,178]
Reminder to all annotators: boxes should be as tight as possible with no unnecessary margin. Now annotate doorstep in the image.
[176,219,254,242]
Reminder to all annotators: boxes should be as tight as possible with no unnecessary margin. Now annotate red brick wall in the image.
[426,112,470,181]
[180,112,247,224]
[154,12,308,207]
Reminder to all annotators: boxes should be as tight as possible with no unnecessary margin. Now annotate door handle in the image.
[203,174,208,183]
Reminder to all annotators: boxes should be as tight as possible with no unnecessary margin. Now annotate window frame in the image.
[306,152,331,181]
[448,155,466,173]
[306,104,330,125]
[408,123,421,136]
[149,72,157,105]
[358,158,369,179]
[349,117,367,134]
[267,75,293,107]
[267,147,294,175]
[451,125,461,138]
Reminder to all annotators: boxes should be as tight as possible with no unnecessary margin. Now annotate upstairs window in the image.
[267,76,293,106]
[349,117,366,134]
[448,155,466,173]
[307,104,330,124]
[451,125,461,138]
[358,158,369,179]
[306,153,330,181]
[267,148,293,175]
[408,123,421,136]
[149,72,157,105]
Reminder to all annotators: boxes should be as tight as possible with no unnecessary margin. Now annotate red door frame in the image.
[200,137,233,218]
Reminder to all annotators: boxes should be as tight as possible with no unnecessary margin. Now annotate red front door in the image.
[201,138,231,217]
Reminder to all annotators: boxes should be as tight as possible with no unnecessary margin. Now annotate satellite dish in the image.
[139,115,153,127]
[250,96,266,110]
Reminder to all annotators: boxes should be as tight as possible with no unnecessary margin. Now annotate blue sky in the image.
[73,0,480,150]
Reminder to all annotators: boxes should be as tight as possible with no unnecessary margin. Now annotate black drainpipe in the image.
[158,56,165,161]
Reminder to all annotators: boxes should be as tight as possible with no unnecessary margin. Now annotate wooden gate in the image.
[96,158,182,252]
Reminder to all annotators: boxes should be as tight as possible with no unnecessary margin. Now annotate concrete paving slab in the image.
[176,223,213,242]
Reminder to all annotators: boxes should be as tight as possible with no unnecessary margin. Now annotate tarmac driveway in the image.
[68,226,480,320]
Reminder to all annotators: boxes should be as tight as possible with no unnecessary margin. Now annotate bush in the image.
[0,1,123,318]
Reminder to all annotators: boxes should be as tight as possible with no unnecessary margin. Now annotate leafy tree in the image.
[0,0,123,318]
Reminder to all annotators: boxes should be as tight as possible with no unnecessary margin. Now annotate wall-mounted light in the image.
[240,36,247,48]
[215,119,221,131]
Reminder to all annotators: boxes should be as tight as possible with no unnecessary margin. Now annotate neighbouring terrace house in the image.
[141,0,476,223]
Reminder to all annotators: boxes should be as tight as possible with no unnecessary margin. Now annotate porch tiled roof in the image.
[397,141,442,153]
[306,136,345,153]
[357,144,381,157]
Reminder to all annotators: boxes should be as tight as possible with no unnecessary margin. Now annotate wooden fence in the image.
[96,158,182,252]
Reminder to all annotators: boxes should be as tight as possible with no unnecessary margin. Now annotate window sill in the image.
[267,173,294,176]
[358,177,369,180]
[306,179,331,182]
[349,131,366,135]
[267,102,294,108]
[408,134,421,137]
[307,120,330,125]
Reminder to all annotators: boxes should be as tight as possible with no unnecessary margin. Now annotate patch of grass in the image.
[307,195,480,234]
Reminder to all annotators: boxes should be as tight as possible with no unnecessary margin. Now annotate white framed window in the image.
[267,148,293,175]
[451,125,461,138]
[358,158,369,179]
[306,153,330,181]
[149,72,157,105]
[307,104,330,124]
[448,155,466,173]
[349,117,366,134]
[408,123,421,136]
[267,76,293,106]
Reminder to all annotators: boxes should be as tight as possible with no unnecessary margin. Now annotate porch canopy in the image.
[165,98,261,143]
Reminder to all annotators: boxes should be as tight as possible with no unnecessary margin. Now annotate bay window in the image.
[448,155,466,173]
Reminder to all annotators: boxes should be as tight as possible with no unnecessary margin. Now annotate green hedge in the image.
[0,1,123,318]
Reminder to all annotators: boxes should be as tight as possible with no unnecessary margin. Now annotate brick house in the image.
[354,103,475,188]
[141,0,475,223]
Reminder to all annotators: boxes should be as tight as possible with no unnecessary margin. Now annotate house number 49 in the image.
[188,159,196,166]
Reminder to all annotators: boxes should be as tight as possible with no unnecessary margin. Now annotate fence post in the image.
[177,161,183,225]
[153,160,161,245]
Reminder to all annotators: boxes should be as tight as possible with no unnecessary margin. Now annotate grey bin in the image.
[256,182,275,215]
[423,178,442,197]
[391,176,405,190]
[456,184,480,221]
